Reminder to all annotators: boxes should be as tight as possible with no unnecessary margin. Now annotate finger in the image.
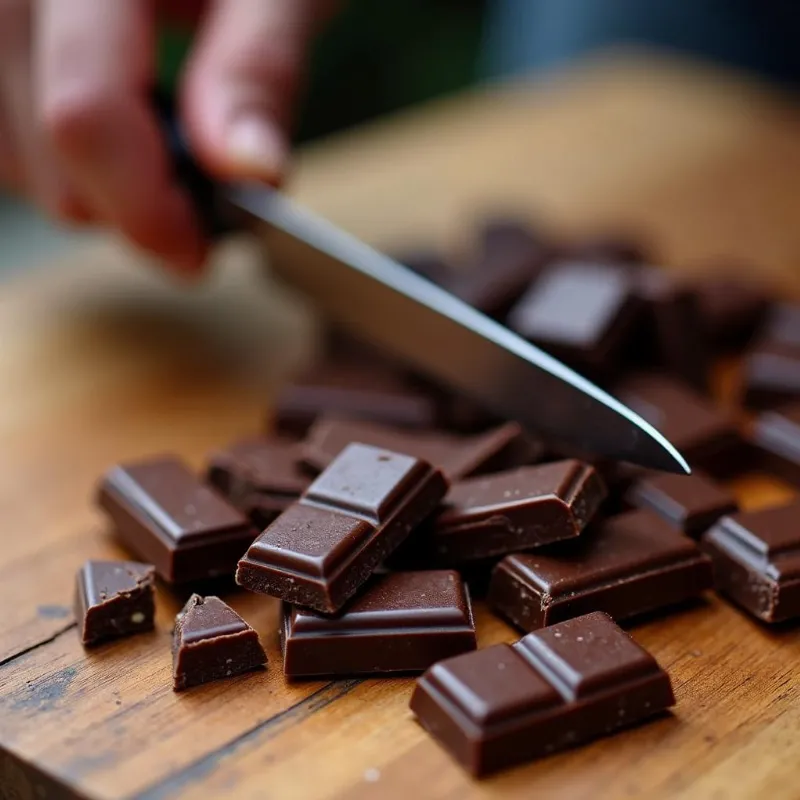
[181,0,323,185]
[37,0,206,273]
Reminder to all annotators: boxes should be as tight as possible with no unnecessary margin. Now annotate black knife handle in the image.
[153,91,235,238]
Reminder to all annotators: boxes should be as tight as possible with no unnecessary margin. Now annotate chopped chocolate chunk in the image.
[281,570,476,678]
[75,560,155,647]
[741,341,800,410]
[410,611,674,776]
[172,594,266,691]
[237,443,448,613]
[751,403,800,485]
[488,510,713,631]
[97,455,258,584]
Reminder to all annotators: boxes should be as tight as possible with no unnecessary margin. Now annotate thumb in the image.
[181,0,329,185]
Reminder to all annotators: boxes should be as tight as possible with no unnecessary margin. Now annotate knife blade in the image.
[221,183,688,474]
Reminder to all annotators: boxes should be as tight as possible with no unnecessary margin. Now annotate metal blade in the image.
[227,185,689,473]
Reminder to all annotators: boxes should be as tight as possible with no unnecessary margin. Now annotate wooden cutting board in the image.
[2,53,800,800]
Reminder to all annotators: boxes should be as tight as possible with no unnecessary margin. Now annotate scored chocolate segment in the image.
[205,436,311,527]
[410,611,675,777]
[614,374,743,477]
[301,416,527,480]
[488,509,713,631]
[281,570,476,678]
[751,403,800,485]
[507,261,643,374]
[172,594,266,691]
[701,503,800,623]
[97,455,258,584]
[75,560,155,647]
[236,444,449,613]
[624,471,738,539]
[430,461,607,562]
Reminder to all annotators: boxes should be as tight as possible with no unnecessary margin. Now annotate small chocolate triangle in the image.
[75,560,156,646]
[172,594,266,691]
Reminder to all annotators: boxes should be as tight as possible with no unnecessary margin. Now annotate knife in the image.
[163,109,689,474]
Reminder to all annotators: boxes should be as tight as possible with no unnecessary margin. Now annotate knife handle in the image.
[153,91,235,238]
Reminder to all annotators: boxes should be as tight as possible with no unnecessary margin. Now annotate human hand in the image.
[0,0,337,276]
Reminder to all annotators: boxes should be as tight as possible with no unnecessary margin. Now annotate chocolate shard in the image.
[237,443,449,613]
[281,570,477,678]
[430,461,607,562]
[488,509,713,631]
[97,455,258,584]
[561,235,648,265]
[751,403,800,485]
[624,471,738,539]
[741,341,800,410]
[301,416,527,480]
[75,560,155,647]
[172,594,266,691]
[507,261,644,375]
[273,361,441,436]
[701,503,800,623]
[410,611,674,776]
[205,436,311,527]
[614,374,743,477]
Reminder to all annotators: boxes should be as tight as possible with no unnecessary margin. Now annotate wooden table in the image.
[2,53,800,800]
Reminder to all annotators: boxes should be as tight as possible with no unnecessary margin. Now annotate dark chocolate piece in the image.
[756,303,800,348]
[614,374,742,477]
[237,443,448,613]
[281,570,476,678]
[488,510,712,631]
[172,594,266,691]
[634,267,710,392]
[562,235,648,264]
[396,252,452,286]
[205,436,311,527]
[75,560,155,646]
[410,611,674,776]
[624,471,738,539]
[301,416,526,480]
[702,503,800,623]
[430,461,607,562]
[273,361,440,436]
[692,274,770,351]
[741,341,800,410]
[507,261,643,374]
[97,455,258,584]
[751,403,800,485]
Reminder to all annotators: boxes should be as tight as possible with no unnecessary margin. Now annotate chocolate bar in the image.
[172,594,266,691]
[702,502,800,623]
[488,509,713,631]
[205,436,311,527]
[237,443,448,613]
[430,461,607,562]
[751,403,800,485]
[301,416,526,480]
[507,261,643,374]
[410,611,674,776]
[75,560,155,647]
[97,455,258,584]
[625,471,738,538]
[614,374,743,477]
[741,341,800,410]
[281,570,476,678]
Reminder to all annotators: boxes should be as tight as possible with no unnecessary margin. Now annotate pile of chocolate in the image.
[76,217,800,778]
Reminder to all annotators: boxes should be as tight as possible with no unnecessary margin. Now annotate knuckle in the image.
[41,84,116,155]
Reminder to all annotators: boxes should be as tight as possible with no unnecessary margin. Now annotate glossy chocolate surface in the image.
[172,594,266,691]
[702,502,800,623]
[75,560,155,647]
[625,471,738,538]
[615,374,742,477]
[431,461,607,562]
[488,510,712,631]
[410,611,674,776]
[751,403,800,485]
[507,261,643,373]
[237,443,448,613]
[281,570,476,678]
[97,455,258,584]
[301,416,526,480]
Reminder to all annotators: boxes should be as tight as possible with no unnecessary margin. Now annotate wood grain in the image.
[1,53,800,800]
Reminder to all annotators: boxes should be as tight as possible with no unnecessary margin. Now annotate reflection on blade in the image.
[229,185,689,474]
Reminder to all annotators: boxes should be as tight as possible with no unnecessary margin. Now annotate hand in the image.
[0,0,337,276]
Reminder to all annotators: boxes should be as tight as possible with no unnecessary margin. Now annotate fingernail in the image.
[226,115,287,182]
